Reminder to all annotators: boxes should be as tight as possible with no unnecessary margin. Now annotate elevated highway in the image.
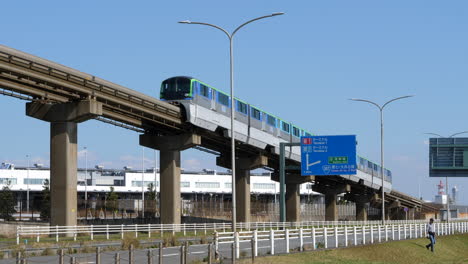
[0,44,430,226]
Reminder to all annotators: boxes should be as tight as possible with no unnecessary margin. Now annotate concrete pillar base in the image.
[50,122,78,228]
[286,183,300,222]
[140,133,201,225]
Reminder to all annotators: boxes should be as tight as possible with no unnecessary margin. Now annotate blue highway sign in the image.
[301,135,357,176]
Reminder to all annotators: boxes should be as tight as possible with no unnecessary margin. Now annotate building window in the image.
[0,178,16,185]
[225,183,232,189]
[196,182,220,188]
[253,183,275,190]
[131,181,157,187]
[23,178,46,185]
[181,181,190,188]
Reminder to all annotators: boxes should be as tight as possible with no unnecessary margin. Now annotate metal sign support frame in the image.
[279,142,301,222]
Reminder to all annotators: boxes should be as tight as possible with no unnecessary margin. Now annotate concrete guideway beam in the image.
[139,133,201,225]
[217,155,268,223]
[26,100,102,228]
[313,183,351,221]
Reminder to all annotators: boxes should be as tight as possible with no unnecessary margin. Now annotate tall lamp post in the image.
[424,131,468,222]
[26,154,30,214]
[350,95,413,224]
[179,12,284,231]
[84,146,88,219]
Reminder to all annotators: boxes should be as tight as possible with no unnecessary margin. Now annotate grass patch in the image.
[240,234,468,264]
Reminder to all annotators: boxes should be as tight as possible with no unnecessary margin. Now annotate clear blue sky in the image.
[1,0,467,204]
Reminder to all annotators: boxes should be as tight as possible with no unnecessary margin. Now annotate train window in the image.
[160,78,191,100]
[199,84,210,98]
[217,92,229,106]
[267,115,276,127]
[292,127,300,137]
[236,101,248,115]
[251,107,261,120]
[281,122,290,133]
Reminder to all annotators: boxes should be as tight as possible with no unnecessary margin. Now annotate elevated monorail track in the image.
[0,44,432,216]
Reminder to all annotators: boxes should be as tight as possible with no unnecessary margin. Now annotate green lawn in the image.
[239,234,468,264]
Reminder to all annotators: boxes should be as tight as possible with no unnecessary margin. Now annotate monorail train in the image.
[160,76,308,160]
[160,76,392,186]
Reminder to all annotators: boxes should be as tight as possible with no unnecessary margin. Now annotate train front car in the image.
[160,76,193,101]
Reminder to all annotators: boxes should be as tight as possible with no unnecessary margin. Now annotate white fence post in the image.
[235,232,240,259]
[392,225,395,241]
[362,226,365,245]
[370,225,374,243]
[312,227,316,249]
[404,224,407,240]
[335,227,339,248]
[299,228,303,251]
[37,226,40,243]
[16,226,20,245]
[270,229,275,255]
[148,223,151,238]
[135,224,138,238]
[353,226,357,246]
[91,225,94,240]
[56,225,59,242]
[106,224,109,240]
[409,224,412,239]
[254,229,258,256]
[344,226,348,247]
[285,229,290,253]
[121,224,124,239]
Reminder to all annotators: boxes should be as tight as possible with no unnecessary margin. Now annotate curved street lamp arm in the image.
[382,95,414,109]
[424,132,445,138]
[349,98,382,110]
[179,21,231,39]
[449,131,468,138]
[232,13,284,37]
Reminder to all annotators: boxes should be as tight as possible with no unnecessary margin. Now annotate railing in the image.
[16,219,468,244]
[215,221,468,259]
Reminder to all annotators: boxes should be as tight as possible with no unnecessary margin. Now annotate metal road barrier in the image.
[16,219,468,244]
[214,221,468,259]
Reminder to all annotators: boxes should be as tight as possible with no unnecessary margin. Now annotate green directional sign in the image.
[328,156,348,164]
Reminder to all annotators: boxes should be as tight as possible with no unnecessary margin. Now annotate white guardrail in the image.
[16,219,468,245]
[215,221,468,259]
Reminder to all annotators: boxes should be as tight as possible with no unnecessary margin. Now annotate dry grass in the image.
[239,234,468,264]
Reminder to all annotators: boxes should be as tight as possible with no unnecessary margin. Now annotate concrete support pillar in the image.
[26,100,102,227]
[313,183,350,222]
[235,167,250,223]
[286,183,300,222]
[140,133,201,225]
[355,199,367,221]
[217,155,267,223]
[160,150,181,225]
[50,122,77,227]
[325,193,338,221]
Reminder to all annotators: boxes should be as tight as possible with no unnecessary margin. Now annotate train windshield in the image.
[160,78,192,100]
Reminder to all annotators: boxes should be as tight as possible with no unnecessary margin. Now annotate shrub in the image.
[122,234,140,249]
[41,248,55,256]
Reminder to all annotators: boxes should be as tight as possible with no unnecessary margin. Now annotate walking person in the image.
[426,218,436,252]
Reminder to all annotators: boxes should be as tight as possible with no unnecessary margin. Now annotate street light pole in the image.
[179,12,284,232]
[26,154,30,213]
[142,147,145,219]
[350,95,413,224]
[424,131,468,222]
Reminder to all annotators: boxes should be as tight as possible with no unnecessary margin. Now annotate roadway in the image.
[0,228,420,264]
